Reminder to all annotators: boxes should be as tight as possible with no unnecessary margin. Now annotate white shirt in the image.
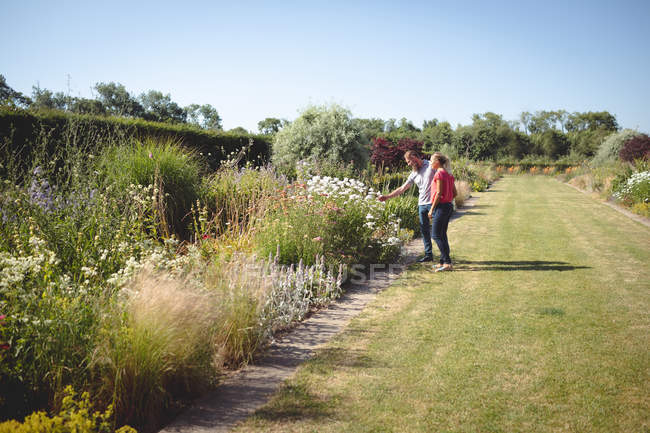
[404,159,435,205]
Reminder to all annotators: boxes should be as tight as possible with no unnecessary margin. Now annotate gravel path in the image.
[159,196,481,433]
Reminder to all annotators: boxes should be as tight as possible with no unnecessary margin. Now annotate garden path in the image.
[159,196,482,433]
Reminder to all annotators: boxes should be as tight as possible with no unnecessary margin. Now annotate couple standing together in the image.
[378,151,456,272]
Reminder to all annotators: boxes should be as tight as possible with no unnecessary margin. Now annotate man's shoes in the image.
[417,255,433,263]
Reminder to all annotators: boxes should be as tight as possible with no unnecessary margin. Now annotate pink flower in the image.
[148,152,153,159]
[312,236,322,242]
[0,315,4,322]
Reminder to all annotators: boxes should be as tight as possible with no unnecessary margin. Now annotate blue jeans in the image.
[431,202,453,264]
[418,204,433,257]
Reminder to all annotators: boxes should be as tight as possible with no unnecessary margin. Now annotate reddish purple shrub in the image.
[370,137,425,169]
[619,134,650,162]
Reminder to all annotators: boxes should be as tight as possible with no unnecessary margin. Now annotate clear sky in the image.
[2,0,649,132]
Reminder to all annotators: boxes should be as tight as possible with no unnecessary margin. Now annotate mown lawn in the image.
[233,175,650,433]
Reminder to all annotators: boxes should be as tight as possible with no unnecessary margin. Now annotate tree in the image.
[566,111,618,132]
[272,104,368,170]
[70,97,107,116]
[186,103,222,130]
[0,74,31,107]
[422,120,453,153]
[257,117,286,135]
[538,130,570,158]
[228,127,249,134]
[351,118,385,144]
[94,82,144,118]
[139,90,186,123]
[422,118,439,130]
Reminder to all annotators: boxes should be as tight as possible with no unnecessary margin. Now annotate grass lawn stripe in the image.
[233,175,650,433]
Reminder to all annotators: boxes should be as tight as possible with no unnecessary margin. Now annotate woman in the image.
[427,152,456,272]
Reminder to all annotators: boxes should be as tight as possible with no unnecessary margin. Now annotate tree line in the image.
[1,75,224,130]
[352,110,620,160]
[2,74,624,160]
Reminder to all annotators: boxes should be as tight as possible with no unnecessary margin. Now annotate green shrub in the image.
[255,176,408,270]
[272,104,369,174]
[96,138,203,237]
[0,152,164,419]
[200,165,285,236]
[383,195,419,237]
[0,107,271,177]
[592,129,642,165]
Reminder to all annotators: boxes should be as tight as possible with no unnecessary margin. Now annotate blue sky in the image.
[2,0,649,132]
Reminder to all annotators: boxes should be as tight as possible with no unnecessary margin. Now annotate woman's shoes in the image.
[434,265,453,272]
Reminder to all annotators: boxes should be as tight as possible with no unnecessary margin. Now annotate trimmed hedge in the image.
[0,107,272,178]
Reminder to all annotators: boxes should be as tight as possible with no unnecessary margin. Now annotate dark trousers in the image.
[431,202,453,264]
[418,204,433,257]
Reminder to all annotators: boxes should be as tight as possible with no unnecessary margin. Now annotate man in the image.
[378,150,435,262]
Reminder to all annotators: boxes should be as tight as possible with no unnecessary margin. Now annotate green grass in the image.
[233,175,650,433]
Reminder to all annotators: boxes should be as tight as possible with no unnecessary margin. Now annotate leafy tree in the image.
[257,117,286,135]
[0,74,31,107]
[30,85,59,110]
[94,82,144,118]
[351,117,385,142]
[70,97,107,115]
[569,128,611,158]
[186,103,223,130]
[537,129,570,158]
[422,120,454,152]
[272,104,368,170]
[422,118,439,130]
[384,118,398,133]
[228,127,249,134]
[566,111,618,132]
[139,90,186,123]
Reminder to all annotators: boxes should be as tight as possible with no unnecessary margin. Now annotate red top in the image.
[431,170,455,204]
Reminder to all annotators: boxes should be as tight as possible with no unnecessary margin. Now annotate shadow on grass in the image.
[252,382,335,422]
[452,259,591,272]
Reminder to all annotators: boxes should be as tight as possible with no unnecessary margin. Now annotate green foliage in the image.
[138,90,186,124]
[257,117,287,135]
[272,104,369,173]
[185,103,222,130]
[422,120,454,153]
[613,170,650,207]
[0,386,135,433]
[0,107,272,176]
[592,129,642,165]
[537,129,570,158]
[96,138,203,237]
[0,74,31,107]
[94,82,144,118]
[256,176,407,269]
[383,195,419,237]
[200,165,285,235]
